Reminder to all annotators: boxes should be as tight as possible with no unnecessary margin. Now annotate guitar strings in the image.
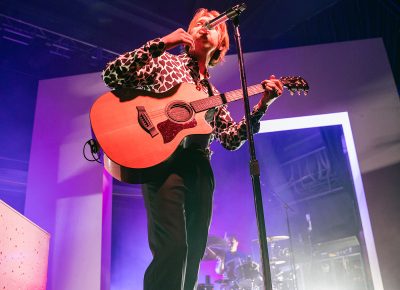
[143,80,306,119]
[146,85,265,119]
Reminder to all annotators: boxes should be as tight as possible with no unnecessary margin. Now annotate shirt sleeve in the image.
[102,38,166,89]
[211,103,268,150]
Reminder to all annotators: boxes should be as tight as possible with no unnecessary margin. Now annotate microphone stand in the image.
[231,16,273,290]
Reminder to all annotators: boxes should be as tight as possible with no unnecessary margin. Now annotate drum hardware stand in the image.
[305,212,314,290]
[231,14,273,290]
[272,191,299,290]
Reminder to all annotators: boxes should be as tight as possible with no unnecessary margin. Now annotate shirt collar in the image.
[180,52,210,80]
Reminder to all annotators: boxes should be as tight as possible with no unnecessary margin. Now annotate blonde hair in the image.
[187,8,230,67]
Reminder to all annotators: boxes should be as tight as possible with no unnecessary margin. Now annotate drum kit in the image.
[201,235,295,290]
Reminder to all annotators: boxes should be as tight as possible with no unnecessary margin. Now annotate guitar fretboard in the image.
[190,84,264,113]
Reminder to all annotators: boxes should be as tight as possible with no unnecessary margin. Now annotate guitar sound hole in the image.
[166,101,194,123]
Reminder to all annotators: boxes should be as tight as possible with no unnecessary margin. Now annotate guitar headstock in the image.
[280,76,309,96]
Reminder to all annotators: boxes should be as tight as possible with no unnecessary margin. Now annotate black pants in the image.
[142,148,215,290]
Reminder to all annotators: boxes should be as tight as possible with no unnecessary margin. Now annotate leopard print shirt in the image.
[102,38,267,150]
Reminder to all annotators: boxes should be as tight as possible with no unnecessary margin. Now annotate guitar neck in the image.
[190,84,264,113]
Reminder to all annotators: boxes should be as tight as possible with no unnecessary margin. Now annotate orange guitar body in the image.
[90,77,309,183]
[90,82,212,183]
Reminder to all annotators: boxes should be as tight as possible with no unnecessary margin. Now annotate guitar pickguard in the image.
[157,119,197,143]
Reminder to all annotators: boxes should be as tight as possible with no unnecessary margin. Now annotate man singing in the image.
[102,7,283,290]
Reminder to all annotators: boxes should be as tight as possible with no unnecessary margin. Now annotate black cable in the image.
[82,139,102,163]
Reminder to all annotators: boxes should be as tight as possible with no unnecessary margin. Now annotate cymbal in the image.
[267,236,290,242]
[206,235,229,248]
[252,235,290,243]
[215,278,234,284]
[270,257,287,265]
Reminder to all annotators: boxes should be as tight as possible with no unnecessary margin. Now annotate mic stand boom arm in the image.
[231,16,273,290]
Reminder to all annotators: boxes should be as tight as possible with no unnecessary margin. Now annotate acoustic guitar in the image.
[90,76,309,183]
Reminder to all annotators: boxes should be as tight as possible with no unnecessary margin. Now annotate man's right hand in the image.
[161,28,194,51]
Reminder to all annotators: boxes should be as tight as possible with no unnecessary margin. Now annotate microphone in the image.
[203,3,247,30]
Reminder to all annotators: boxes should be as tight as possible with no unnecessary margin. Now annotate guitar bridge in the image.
[137,106,159,137]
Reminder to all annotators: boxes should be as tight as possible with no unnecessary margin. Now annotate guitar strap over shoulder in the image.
[199,79,215,97]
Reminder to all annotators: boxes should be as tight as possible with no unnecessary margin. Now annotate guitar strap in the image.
[199,78,218,123]
[199,79,215,97]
